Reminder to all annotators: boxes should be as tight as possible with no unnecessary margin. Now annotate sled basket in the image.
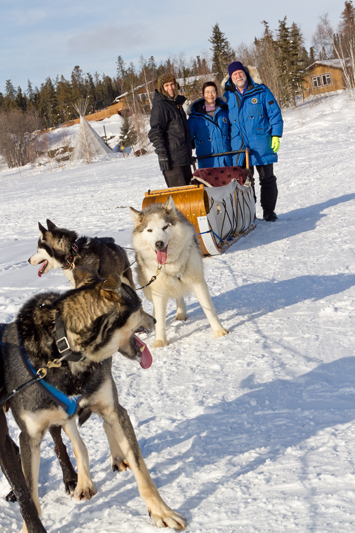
[142,166,256,256]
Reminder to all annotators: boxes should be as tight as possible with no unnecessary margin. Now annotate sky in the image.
[0,0,343,95]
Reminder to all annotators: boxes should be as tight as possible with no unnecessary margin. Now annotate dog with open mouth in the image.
[130,196,229,348]
[1,267,187,532]
[28,219,135,289]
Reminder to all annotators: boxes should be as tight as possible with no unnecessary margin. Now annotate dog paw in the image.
[149,508,187,530]
[175,311,188,321]
[214,327,229,338]
[64,478,78,495]
[5,489,17,502]
[73,482,96,500]
[153,339,169,348]
[112,458,130,472]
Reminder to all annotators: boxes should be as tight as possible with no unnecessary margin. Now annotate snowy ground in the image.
[1,90,355,532]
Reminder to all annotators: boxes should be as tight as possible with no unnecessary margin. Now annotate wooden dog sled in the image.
[143,150,256,256]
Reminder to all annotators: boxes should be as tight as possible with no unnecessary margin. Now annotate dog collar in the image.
[55,311,86,363]
[63,241,79,270]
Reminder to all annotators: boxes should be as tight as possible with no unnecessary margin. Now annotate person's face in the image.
[163,81,176,98]
[204,86,217,105]
[231,70,247,90]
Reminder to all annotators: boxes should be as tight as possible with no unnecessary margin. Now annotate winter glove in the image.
[159,158,170,172]
[271,136,280,153]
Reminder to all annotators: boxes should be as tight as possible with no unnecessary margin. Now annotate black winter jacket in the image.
[148,90,192,168]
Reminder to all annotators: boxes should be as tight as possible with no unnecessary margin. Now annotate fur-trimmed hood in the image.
[221,65,262,93]
[186,96,227,116]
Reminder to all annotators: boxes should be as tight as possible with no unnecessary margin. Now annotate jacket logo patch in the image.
[251,98,258,104]
[222,117,227,123]
[268,100,274,105]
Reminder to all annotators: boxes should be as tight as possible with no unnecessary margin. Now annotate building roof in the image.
[307,58,350,71]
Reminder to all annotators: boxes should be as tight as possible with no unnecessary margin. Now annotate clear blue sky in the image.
[0,0,343,94]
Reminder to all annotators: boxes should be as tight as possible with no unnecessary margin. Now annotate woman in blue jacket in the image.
[187,82,232,169]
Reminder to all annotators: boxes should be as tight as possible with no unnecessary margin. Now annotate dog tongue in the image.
[38,261,48,277]
[134,335,153,369]
[156,247,168,265]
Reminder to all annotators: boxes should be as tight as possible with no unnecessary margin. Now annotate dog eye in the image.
[147,229,153,233]
[163,224,170,231]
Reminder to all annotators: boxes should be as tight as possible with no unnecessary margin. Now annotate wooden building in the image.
[302,59,350,98]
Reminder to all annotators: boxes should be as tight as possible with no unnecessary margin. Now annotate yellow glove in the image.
[271,136,280,153]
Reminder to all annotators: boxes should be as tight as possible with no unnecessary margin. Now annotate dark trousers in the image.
[249,164,278,217]
[0,410,47,533]
[163,165,192,188]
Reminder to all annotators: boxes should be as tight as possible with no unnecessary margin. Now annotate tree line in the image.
[0,1,354,168]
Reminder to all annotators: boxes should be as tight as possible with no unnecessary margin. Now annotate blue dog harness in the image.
[0,319,82,417]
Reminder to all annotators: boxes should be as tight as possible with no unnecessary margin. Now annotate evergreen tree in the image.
[288,22,307,105]
[276,17,293,106]
[38,77,59,127]
[119,114,137,150]
[4,80,17,111]
[209,23,235,82]
[339,0,355,56]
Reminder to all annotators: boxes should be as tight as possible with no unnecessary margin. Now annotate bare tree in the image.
[0,110,42,168]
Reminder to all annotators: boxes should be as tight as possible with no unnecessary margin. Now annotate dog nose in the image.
[28,257,31,264]
[155,241,165,250]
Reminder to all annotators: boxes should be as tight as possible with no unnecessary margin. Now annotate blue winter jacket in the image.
[187,97,232,168]
[223,73,283,167]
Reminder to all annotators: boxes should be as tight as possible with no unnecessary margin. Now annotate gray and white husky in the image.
[130,196,229,348]
[2,268,187,532]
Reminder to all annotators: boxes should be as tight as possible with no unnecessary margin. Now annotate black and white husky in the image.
[1,268,187,532]
[130,196,229,348]
[28,219,134,289]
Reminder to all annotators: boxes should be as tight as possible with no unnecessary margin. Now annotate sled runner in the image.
[142,150,256,256]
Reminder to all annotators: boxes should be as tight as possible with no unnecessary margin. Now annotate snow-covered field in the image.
[1,90,355,532]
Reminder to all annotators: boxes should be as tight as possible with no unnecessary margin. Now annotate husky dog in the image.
[28,219,134,289]
[26,219,136,497]
[130,197,229,348]
[1,268,187,532]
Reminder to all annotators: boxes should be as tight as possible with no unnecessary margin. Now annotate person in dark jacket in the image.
[187,81,232,169]
[224,61,283,221]
[148,73,193,187]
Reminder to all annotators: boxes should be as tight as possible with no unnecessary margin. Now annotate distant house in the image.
[302,59,350,98]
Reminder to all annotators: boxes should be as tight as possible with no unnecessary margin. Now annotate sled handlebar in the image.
[192,148,250,169]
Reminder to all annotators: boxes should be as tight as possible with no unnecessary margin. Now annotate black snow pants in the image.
[163,165,192,188]
[249,163,278,217]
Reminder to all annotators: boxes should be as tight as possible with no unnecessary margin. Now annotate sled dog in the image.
[27,219,136,495]
[28,219,134,289]
[1,268,187,532]
[130,197,229,348]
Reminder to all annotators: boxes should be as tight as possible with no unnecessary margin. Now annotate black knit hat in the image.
[228,61,246,77]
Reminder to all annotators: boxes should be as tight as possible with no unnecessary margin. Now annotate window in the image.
[322,73,332,86]
[312,76,322,88]
[312,73,332,88]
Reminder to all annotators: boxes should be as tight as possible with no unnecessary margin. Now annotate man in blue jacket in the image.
[224,61,283,221]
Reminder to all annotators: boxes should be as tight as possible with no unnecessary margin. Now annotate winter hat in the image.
[158,73,179,98]
[228,61,246,77]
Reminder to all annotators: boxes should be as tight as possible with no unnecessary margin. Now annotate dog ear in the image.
[130,207,142,227]
[38,222,47,239]
[101,274,122,292]
[73,266,98,288]
[46,219,58,232]
[163,196,176,215]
